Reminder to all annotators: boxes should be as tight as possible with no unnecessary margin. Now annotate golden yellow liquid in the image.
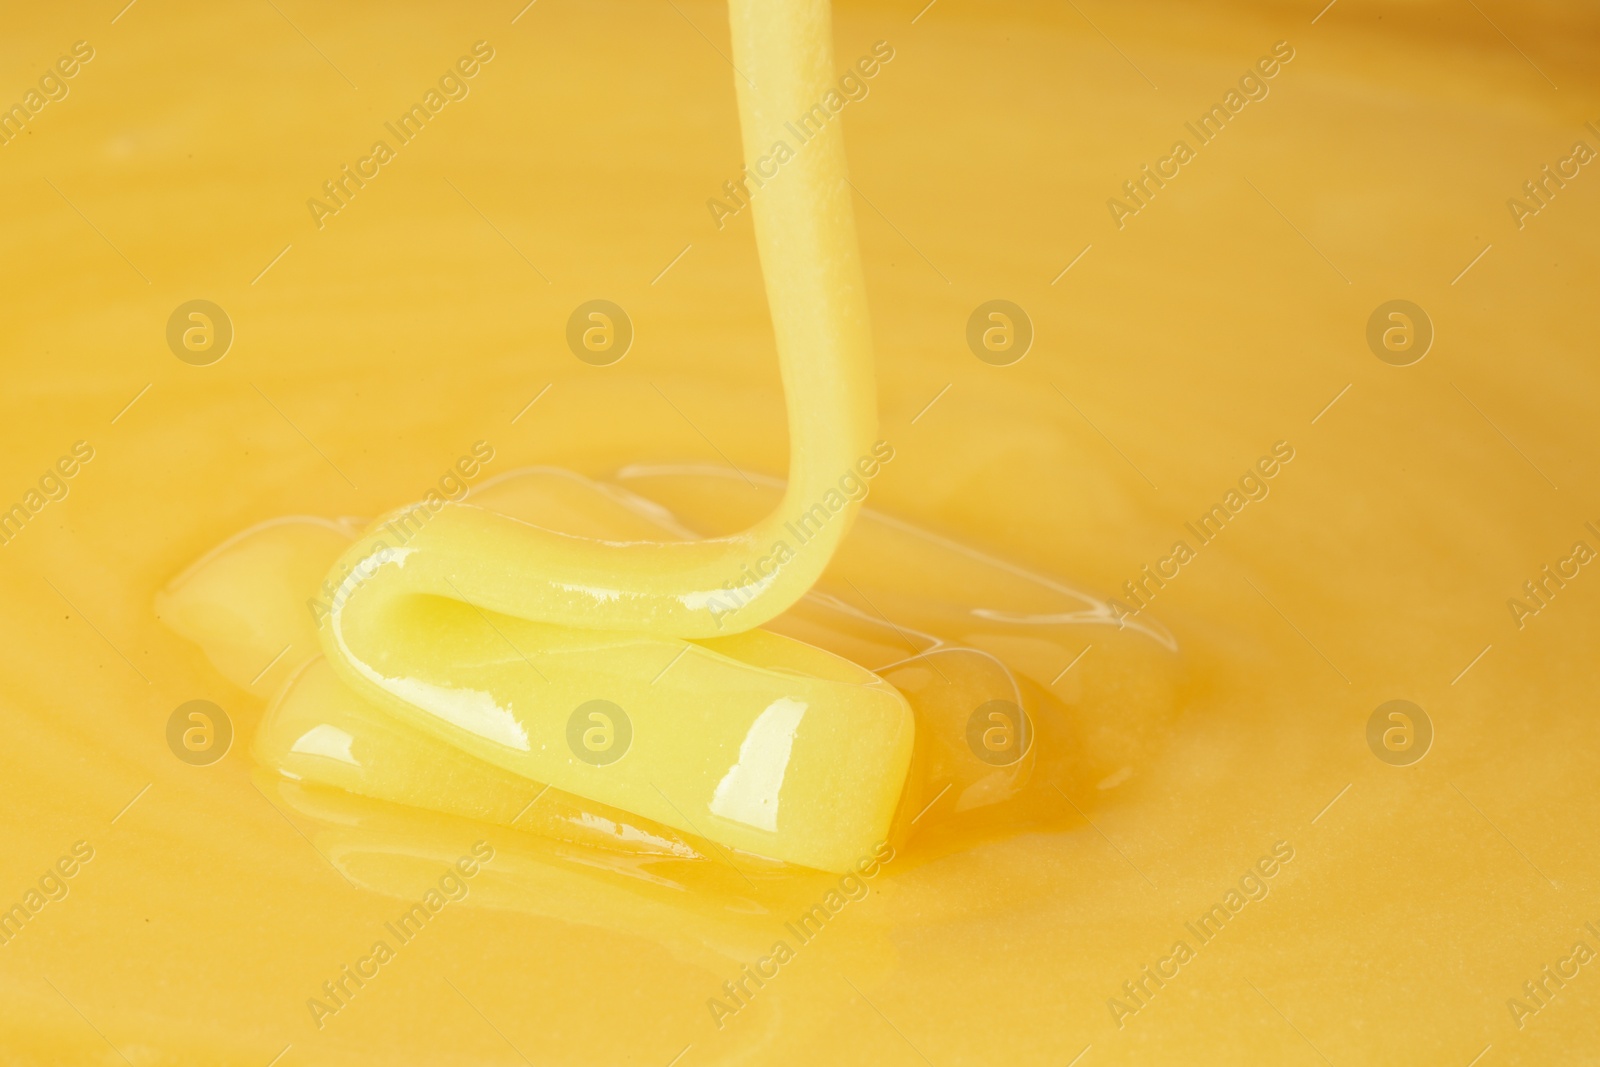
[3,1,1598,1063]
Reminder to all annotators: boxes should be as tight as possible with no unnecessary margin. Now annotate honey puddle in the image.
[2,1,1597,1064]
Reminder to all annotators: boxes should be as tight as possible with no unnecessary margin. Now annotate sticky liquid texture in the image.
[157,0,1172,878]
[2,2,1598,1065]
[288,0,915,874]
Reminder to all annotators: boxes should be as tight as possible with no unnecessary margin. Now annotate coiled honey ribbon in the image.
[318,0,914,873]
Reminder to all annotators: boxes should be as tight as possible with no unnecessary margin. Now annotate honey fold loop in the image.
[316,0,916,872]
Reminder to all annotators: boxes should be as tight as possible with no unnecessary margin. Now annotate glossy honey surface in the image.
[0,1,1597,1064]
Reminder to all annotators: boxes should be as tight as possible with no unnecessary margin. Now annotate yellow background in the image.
[0,0,1597,1063]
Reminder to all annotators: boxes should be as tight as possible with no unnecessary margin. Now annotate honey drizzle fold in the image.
[310,0,911,873]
